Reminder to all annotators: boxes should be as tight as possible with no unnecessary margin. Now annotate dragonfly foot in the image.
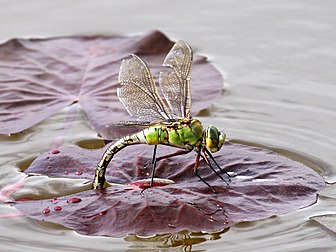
[225,171,232,180]
[210,186,217,194]
[140,186,151,195]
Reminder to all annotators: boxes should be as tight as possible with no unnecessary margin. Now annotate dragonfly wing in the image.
[107,120,178,138]
[107,121,153,138]
[118,54,172,122]
[159,40,193,119]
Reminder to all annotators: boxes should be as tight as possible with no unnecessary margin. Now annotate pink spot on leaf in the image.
[43,208,50,214]
[51,198,58,204]
[67,197,81,204]
[54,206,62,211]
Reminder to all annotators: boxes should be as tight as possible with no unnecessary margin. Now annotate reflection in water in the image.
[124,229,229,251]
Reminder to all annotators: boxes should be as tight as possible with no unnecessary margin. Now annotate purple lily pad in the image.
[14,142,324,237]
[0,31,223,138]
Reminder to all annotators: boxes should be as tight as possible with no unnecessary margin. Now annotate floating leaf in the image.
[14,142,324,237]
[0,178,26,203]
[318,183,336,199]
[311,214,336,234]
[0,31,223,138]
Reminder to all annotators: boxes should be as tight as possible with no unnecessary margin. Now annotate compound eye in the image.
[206,126,219,151]
[209,126,219,142]
[218,131,226,148]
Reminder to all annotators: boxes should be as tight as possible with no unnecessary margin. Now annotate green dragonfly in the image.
[92,40,230,191]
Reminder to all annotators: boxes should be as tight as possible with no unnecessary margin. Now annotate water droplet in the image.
[51,150,60,154]
[51,198,58,204]
[42,207,50,214]
[75,171,83,175]
[64,171,69,175]
[54,206,62,211]
[99,210,107,216]
[67,197,81,203]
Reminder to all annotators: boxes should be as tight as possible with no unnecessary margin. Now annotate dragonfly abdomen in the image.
[141,127,169,145]
[92,119,204,189]
[93,133,145,187]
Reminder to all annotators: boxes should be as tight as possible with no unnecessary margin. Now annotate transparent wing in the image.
[117,54,172,122]
[109,119,177,130]
[107,121,153,138]
[159,40,193,119]
[107,119,178,139]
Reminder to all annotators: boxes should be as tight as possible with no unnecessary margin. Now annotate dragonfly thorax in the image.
[204,125,226,153]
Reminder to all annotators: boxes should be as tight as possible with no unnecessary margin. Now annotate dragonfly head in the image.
[205,125,226,153]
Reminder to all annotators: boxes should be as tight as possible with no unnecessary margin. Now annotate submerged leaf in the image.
[311,214,336,234]
[0,31,223,138]
[318,183,336,199]
[14,142,324,237]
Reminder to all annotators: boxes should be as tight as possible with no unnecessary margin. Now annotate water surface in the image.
[1,0,335,251]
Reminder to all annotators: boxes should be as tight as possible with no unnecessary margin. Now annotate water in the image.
[1,0,336,251]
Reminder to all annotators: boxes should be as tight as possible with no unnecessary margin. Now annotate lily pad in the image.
[0,31,223,138]
[318,183,336,199]
[311,214,336,234]
[14,142,324,237]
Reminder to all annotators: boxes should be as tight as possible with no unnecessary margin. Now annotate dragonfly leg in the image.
[201,148,229,186]
[204,147,232,180]
[151,145,158,165]
[194,150,217,193]
[140,149,192,194]
[150,149,192,187]
[144,145,158,169]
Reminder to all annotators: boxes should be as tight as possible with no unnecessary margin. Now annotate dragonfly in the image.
[92,40,230,192]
